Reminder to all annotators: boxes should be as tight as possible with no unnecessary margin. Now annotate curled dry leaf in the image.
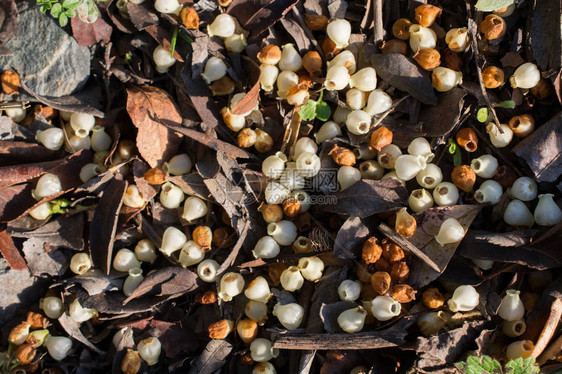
[126,2,159,31]
[124,266,201,303]
[419,87,467,137]
[70,15,113,47]
[0,230,28,271]
[188,339,232,374]
[333,215,378,259]
[58,313,104,354]
[126,85,183,168]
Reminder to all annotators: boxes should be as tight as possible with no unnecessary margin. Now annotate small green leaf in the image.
[475,0,516,11]
[178,31,194,43]
[493,100,516,109]
[299,100,317,121]
[59,12,68,26]
[316,101,331,121]
[477,107,489,122]
[51,2,62,16]
[64,9,75,17]
[448,139,457,154]
[40,5,49,12]
[170,27,178,57]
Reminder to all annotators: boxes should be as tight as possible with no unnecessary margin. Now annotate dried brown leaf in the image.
[333,216,378,259]
[0,0,17,46]
[70,15,112,47]
[126,2,159,31]
[22,238,68,276]
[231,81,260,116]
[419,87,467,137]
[126,85,183,168]
[531,0,561,71]
[188,339,232,374]
[144,25,184,62]
[8,214,84,251]
[124,266,201,303]
[0,141,63,163]
[58,313,104,354]
[0,184,35,222]
[0,230,28,271]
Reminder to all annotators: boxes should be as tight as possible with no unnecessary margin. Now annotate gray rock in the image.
[0,6,90,97]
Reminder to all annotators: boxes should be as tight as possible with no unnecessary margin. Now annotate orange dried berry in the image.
[390,284,416,303]
[392,18,413,40]
[370,271,392,295]
[369,126,393,151]
[362,237,382,264]
[33,105,57,120]
[422,288,445,309]
[322,37,341,60]
[415,4,442,27]
[15,344,36,365]
[451,165,476,192]
[380,39,408,55]
[1,71,20,95]
[390,261,410,283]
[237,128,257,148]
[210,76,236,96]
[144,168,167,185]
[236,318,259,344]
[395,208,417,238]
[283,198,302,220]
[208,319,234,339]
[192,225,213,250]
[254,129,274,153]
[373,256,392,273]
[212,226,236,248]
[381,239,405,263]
[443,49,463,71]
[121,349,142,374]
[196,291,217,304]
[26,312,50,329]
[482,66,504,89]
[304,14,329,31]
[258,203,283,223]
[414,48,441,71]
[257,45,281,65]
[9,322,31,345]
[456,128,478,152]
[180,7,199,29]
[479,14,506,40]
[329,145,356,166]
[302,51,323,78]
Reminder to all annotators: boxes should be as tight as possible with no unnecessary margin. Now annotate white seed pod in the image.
[338,279,362,302]
[346,89,368,110]
[497,289,525,321]
[60,111,73,121]
[250,338,279,362]
[286,85,309,106]
[295,152,321,178]
[66,134,91,152]
[137,337,161,365]
[408,137,434,162]
[276,70,299,99]
[293,137,318,160]
[224,34,248,53]
[221,107,246,132]
[40,296,64,319]
[377,144,402,169]
[315,121,342,143]
[262,154,286,179]
[29,203,51,220]
[337,166,361,191]
[395,154,427,181]
[486,123,513,148]
[163,154,192,176]
[409,24,437,51]
[272,303,304,330]
[333,105,351,124]
[364,89,393,116]
[44,336,72,361]
[113,248,141,273]
[182,196,208,223]
[112,327,133,347]
[90,126,112,152]
[447,285,479,312]
[123,268,144,297]
[503,199,534,227]
[253,362,277,374]
[325,66,351,91]
[279,163,305,191]
[154,0,181,14]
[346,110,371,135]
[178,240,205,267]
[159,182,185,209]
[505,340,534,361]
[416,163,443,189]
[5,107,26,123]
[432,67,463,92]
[349,68,377,92]
[69,298,97,323]
[207,14,236,38]
[32,173,62,201]
[326,50,356,74]
[279,44,303,72]
[245,276,273,304]
[218,272,245,301]
[474,180,503,204]
[280,266,304,292]
[79,163,106,183]
[326,19,352,49]
[265,181,291,204]
[408,188,434,213]
[134,239,157,263]
[268,220,297,246]
[359,160,385,180]
[433,182,459,206]
[502,319,526,338]
[510,62,541,89]
[508,177,538,201]
[337,306,367,333]
[534,194,562,226]
[197,259,220,282]
[472,258,494,270]
[382,171,406,186]
[123,185,145,208]
[201,57,227,84]
[259,64,279,92]
[70,113,95,138]
[417,311,449,337]
[245,300,269,324]
[298,256,324,281]
[371,295,401,321]
[445,27,470,52]
[160,226,187,256]
[36,127,64,151]
[291,190,311,212]
[70,253,92,275]
[435,218,465,246]
[470,155,498,178]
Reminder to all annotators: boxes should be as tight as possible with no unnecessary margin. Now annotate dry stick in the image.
[271,330,405,350]
[465,4,502,133]
[538,331,562,365]
[532,299,562,360]
[291,6,324,59]
[281,106,302,157]
[370,95,410,130]
[373,0,384,48]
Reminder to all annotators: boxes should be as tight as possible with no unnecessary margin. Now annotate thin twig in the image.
[370,95,410,130]
[291,6,324,59]
[373,0,384,48]
[271,330,405,350]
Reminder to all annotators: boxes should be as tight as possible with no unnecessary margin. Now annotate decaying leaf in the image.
[124,266,201,303]
[320,301,357,333]
[8,213,84,251]
[64,269,124,296]
[147,320,199,358]
[71,15,113,47]
[126,85,183,168]
[22,238,68,277]
[0,0,17,48]
[58,313,104,354]
[0,230,28,271]
[333,215,378,259]
[188,339,232,374]
[231,81,260,116]
[531,0,561,71]
[419,88,467,137]
[126,2,159,31]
